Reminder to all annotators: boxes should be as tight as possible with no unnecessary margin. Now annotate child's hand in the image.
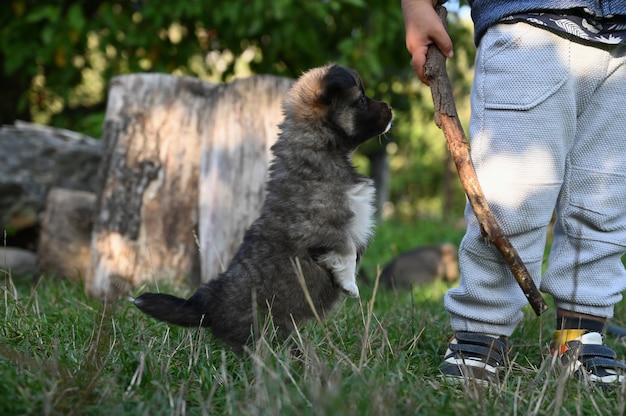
[402,0,454,84]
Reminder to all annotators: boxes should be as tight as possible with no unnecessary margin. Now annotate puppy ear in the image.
[319,65,359,105]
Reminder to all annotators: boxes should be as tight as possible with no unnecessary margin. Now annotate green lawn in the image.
[2,219,626,415]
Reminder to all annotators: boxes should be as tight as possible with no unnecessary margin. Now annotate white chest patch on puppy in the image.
[316,180,375,298]
[347,179,376,247]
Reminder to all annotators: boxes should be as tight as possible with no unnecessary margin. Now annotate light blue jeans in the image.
[446,22,626,336]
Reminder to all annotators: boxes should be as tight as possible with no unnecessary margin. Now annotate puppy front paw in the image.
[340,281,360,298]
[316,250,360,298]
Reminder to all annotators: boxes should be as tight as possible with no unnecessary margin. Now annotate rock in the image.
[379,243,459,290]
[37,188,96,281]
[0,121,102,235]
[0,247,37,277]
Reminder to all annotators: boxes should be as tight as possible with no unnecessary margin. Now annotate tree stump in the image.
[37,188,95,281]
[87,73,294,300]
[199,75,294,282]
[87,74,216,299]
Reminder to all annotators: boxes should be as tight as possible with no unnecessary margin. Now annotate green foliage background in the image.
[1,0,475,221]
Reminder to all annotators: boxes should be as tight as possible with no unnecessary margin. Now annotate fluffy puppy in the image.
[133,64,393,350]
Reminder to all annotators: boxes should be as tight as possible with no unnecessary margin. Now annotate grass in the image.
[2,219,626,415]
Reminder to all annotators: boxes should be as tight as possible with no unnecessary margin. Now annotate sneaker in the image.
[439,332,508,384]
[550,329,626,385]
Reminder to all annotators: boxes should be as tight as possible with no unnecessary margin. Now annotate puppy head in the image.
[282,64,392,149]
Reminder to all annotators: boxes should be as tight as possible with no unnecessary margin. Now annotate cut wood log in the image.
[425,5,548,315]
[87,73,294,300]
[199,75,294,282]
[37,188,95,281]
[87,74,215,299]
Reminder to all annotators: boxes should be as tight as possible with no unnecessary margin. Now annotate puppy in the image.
[133,64,393,350]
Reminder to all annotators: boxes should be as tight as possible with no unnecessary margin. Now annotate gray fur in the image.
[133,64,393,351]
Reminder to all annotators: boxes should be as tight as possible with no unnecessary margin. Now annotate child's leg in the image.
[542,42,626,316]
[445,23,574,335]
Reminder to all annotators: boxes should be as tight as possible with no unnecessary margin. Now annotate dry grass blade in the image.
[290,256,361,374]
[290,257,322,323]
[359,265,382,370]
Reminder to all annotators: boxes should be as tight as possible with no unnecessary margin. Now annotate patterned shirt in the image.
[502,8,626,45]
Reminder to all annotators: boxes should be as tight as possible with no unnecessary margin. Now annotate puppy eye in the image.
[359,95,367,106]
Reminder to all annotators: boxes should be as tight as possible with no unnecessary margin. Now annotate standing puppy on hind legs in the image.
[133,64,393,351]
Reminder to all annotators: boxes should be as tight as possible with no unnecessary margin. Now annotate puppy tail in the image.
[131,292,210,328]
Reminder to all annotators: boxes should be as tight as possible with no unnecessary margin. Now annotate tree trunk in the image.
[37,188,95,281]
[87,74,216,300]
[199,75,294,282]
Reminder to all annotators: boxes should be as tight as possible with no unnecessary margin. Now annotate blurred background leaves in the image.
[0,0,474,222]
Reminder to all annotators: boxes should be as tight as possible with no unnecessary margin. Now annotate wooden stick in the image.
[424,5,548,316]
